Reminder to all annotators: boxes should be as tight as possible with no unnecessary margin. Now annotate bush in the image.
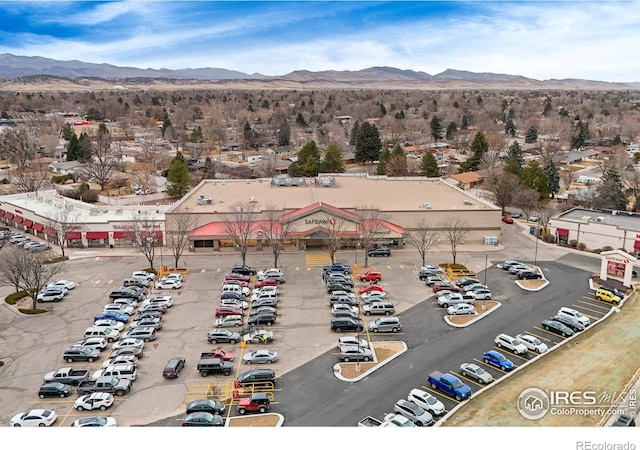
[542,234,555,243]
[602,246,614,252]
[5,290,28,305]
[568,239,578,248]
[19,308,48,315]
[577,242,587,251]
[51,174,71,184]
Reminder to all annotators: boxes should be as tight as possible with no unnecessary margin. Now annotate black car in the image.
[331,317,364,333]
[220,291,244,301]
[247,313,276,326]
[332,310,361,321]
[518,270,543,280]
[232,265,257,276]
[552,315,585,332]
[135,311,163,321]
[418,270,439,281]
[181,412,225,427]
[328,297,360,307]
[368,247,391,257]
[454,277,481,287]
[109,290,142,301]
[63,346,101,363]
[38,382,72,398]
[185,398,226,415]
[236,368,276,386]
[327,283,353,294]
[541,319,575,337]
[162,357,186,378]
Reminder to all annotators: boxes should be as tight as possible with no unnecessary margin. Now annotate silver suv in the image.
[122,327,157,342]
[368,316,402,333]
[338,344,373,362]
[557,307,590,327]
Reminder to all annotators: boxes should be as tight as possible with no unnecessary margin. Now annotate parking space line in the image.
[493,349,529,362]
[524,330,555,344]
[94,280,101,285]
[532,325,569,339]
[573,302,609,313]
[420,385,462,404]
[569,304,602,318]
[577,299,610,310]
[473,357,516,374]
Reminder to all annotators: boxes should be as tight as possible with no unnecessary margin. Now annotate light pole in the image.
[356,324,361,373]
[482,253,488,310]
[534,225,539,269]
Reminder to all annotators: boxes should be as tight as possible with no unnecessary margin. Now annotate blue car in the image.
[482,350,514,371]
[94,311,130,323]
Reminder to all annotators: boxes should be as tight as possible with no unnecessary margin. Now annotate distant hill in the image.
[0,53,638,90]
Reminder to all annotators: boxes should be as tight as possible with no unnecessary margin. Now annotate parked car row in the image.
[2,229,52,252]
[498,260,543,280]
[36,279,77,303]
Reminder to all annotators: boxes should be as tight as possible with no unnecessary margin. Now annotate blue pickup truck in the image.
[323,263,352,274]
[427,371,472,401]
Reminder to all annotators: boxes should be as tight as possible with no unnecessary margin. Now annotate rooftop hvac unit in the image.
[45,199,52,204]
[596,216,605,223]
[65,204,74,211]
[138,210,147,215]
[54,203,63,208]
[89,207,100,215]
[463,200,473,205]
[582,216,591,221]
[115,208,123,214]
[423,203,432,209]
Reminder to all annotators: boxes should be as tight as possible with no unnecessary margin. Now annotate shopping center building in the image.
[166,174,503,253]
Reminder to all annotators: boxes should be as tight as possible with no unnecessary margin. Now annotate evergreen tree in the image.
[463,131,489,172]
[612,135,622,146]
[504,141,525,176]
[571,120,590,150]
[203,156,215,179]
[504,118,516,137]
[295,112,307,128]
[295,140,321,176]
[61,123,74,141]
[595,166,628,210]
[542,97,553,116]
[355,122,382,164]
[525,126,538,143]
[320,142,345,173]
[520,160,550,198]
[166,158,190,197]
[379,103,387,116]
[430,116,443,142]
[419,152,439,177]
[376,148,391,175]
[445,122,457,140]
[190,126,204,143]
[161,118,172,138]
[543,159,561,198]
[66,134,81,161]
[173,151,186,164]
[349,121,360,146]
[77,132,93,163]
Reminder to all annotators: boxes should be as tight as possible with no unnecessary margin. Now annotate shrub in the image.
[19,308,48,314]
[602,246,614,252]
[5,290,28,305]
[51,174,70,184]
[577,242,587,251]
[568,239,578,248]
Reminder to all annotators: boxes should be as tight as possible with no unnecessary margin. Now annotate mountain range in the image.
[0,53,637,89]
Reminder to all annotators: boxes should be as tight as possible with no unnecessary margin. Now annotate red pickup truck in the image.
[359,271,382,282]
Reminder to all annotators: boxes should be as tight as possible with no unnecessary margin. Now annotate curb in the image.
[514,266,550,292]
[226,412,284,427]
[333,341,408,382]
[444,302,502,328]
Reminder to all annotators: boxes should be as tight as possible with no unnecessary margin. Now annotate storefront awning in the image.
[66,232,82,240]
[4,213,14,220]
[13,216,23,224]
[634,240,640,251]
[22,219,33,227]
[556,228,569,237]
[86,232,108,240]
[0,210,5,218]
[32,223,44,232]
[113,231,128,239]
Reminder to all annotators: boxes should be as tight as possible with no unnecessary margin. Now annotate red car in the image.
[211,349,234,362]
[215,306,243,317]
[359,284,385,295]
[433,282,460,293]
[254,278,278,289]
[222,279,249,288]
[224,273,251,283]
[359,271,382,282]
[501,216,514,224]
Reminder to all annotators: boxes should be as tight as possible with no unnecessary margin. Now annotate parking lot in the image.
[0,222,612,427]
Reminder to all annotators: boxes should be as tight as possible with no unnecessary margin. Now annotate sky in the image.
[0,1,638,82]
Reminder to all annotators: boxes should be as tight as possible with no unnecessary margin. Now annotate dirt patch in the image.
[227,414,281,427]
[518,279,546,289]
[338,342,403,379]
[443,293,640,426]
[447,301,499,325]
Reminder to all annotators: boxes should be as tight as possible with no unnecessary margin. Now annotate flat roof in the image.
[557,207,640,232]
[169,175,498,214]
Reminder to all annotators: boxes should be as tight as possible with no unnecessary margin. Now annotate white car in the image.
[251,286,279,296]
[447,303,477,315]
[360,291,387,300]
[36,289,65,302]
[49,279,76,290]
[331,304,360,315]
[214,314,244,328]
[381,413,415,427]
[495,333,529,355]
[462,283,490,293]
[142,295,173,308]
[220,298,249,310]
[103,303,135,315]
[102,355,138,368]
[337,336,369,349]
[469,288,492,300]
[10,409,57,427]
[557,307,591,327]
[132,271,156,281]
[112,338,145,351]
[75,392,114,411]
[421,265,444,274]
[407,388,446,416]
[74,338,108,351]
[71,416,117,427]
[161,273,183,282]
[156,279,182,290]
[256,269,283,281]
[516,334,549,354]
[93,319,125,332]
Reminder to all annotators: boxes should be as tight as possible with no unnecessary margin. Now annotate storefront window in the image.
[194,240,214,248]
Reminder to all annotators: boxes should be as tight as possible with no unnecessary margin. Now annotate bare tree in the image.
[478,149,503,185]
[223,201,260,265]
[0,247,66,309]
[488,172,521,214]
[438,217,469,265]
[259,205,295,267]
[0,126,37,169]
[536,202,555,235]
[323,217,348,264]
[621,161,640,212]
[82,125,120,190]
[406,219,440,267]
[44,207,83,258]
[166,213,199,268]
[515,188,542,221]
[124,212,162,269]
[560,169,575,189]
[11,167,52,193]
[355,206,390,268]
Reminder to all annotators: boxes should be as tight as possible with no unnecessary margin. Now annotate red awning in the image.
[634,240,640,251]
[556,228,569,237]
[113,231,128,239]
[23,219,33,227]
[86,232,108,239]
[13,216,23,224]
[32,223,44,232]
[43,226,55,237]
[66,232,81,240]
[0,210,5,218]
[4,213,13,220]
[154,231,163,239]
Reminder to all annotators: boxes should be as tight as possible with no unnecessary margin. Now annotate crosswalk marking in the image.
[305,253,332,267]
